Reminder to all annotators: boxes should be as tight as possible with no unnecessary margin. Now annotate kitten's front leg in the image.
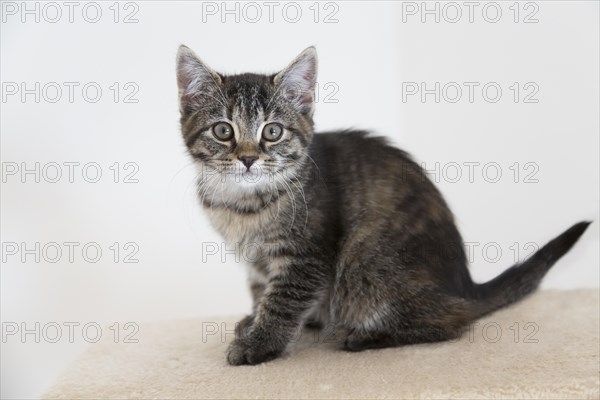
[234,280,265,336]
[227,259,326,365]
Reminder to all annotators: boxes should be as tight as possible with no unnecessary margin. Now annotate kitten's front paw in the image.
[226,337,283,366]
[234,315,255,337]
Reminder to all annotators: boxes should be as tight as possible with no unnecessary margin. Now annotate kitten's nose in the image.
[238,156,258,169]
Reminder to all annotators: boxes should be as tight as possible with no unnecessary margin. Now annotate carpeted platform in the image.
[43,290,600,399]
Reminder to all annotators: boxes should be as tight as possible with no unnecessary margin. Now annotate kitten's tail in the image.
[470,221,591,318]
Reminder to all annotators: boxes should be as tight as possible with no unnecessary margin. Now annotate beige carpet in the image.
[43,290,600,399]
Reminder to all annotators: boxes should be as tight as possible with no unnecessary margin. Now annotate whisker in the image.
[289,175,309,232]
[276,171,297,233]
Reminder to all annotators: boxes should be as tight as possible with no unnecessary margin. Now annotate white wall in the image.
[1,1,598,398]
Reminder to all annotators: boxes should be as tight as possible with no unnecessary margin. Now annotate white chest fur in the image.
[205,207,273,244]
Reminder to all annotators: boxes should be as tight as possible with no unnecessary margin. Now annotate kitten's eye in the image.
[212,122,234,141]
[262,123,284,142]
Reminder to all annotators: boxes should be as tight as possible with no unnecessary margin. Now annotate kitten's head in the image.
[176,45,317,194]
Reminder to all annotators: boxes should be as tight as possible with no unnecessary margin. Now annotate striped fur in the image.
[176,46,590,365]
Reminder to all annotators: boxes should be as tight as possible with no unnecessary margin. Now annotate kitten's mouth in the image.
[233,168,267,185]
[241,169,259,177]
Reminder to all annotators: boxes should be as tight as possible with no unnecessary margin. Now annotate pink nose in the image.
[238,156,258,169]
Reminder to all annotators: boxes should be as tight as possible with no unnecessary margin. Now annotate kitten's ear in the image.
[176,45,222,113]
[274,47,318,116]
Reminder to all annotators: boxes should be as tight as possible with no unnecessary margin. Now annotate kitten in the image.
[176,45,590,365]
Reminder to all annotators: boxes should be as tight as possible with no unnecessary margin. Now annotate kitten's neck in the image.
[199,157,314,243]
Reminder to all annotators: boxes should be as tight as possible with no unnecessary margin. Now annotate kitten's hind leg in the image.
[338,291,470,352]
[343,324,461,352]
[343,328,396,351]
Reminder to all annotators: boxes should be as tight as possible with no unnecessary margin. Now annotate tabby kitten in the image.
[176,45,590,365]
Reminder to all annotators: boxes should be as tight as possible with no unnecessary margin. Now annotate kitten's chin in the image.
[223,171,275,194]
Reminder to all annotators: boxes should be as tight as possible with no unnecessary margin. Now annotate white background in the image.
[1,1,598,398]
